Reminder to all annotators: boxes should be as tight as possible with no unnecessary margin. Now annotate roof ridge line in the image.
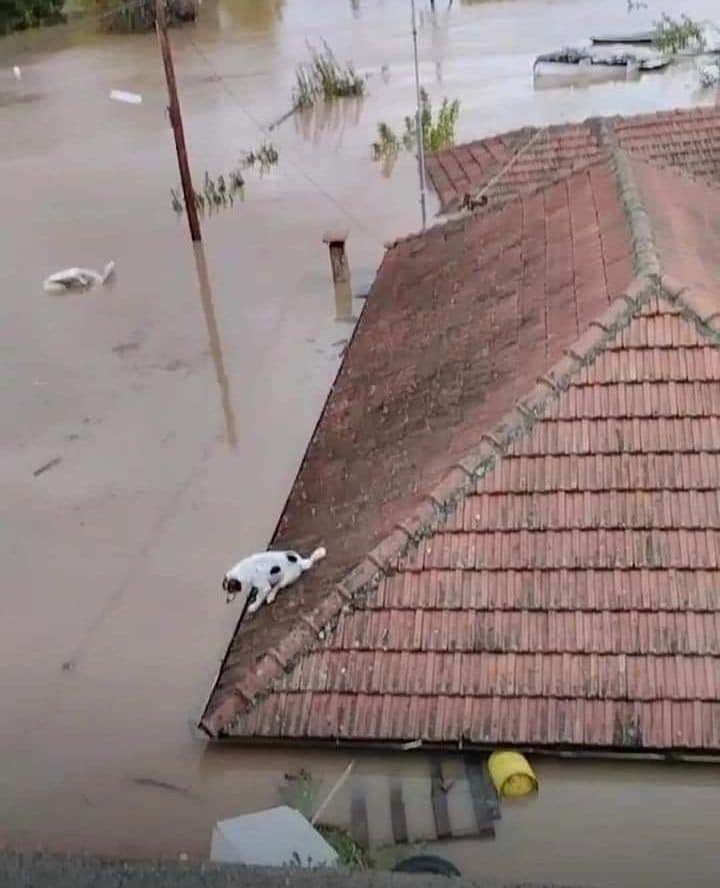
[203,276,659,738]
[660,276,720,342]
[599,118,661,280]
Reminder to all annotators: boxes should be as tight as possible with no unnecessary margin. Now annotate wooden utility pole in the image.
[155,0,201,242]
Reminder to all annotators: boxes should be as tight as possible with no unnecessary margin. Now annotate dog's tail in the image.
[308,546,327,566]
[101,261,116,284]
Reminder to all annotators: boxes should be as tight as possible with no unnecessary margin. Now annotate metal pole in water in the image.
[410,0,428,230]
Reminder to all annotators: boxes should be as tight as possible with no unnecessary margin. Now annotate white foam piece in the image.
[110,89,143,105]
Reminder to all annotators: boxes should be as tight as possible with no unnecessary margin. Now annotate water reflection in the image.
[430,2,452,83]
[215,0,285,31]
[208,0,285,35]
[334,266,354,323]
[192,243,238,448]
[293,97,364,147]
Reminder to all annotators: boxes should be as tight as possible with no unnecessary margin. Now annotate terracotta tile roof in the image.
[201,120,720,755]
[427,106,720,214]
[215,285,720,751]
[427,122,603,213]
[200,157,633,737]
[614,107,720,185]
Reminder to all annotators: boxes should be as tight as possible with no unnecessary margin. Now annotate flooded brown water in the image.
[1,0,720,882]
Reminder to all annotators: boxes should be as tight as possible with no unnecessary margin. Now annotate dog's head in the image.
[222,575,243,604]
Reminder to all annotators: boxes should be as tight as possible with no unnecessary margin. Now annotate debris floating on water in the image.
[488,750,539,798]
[534,44,670,76]
[131,776,195,797]
[33,457,62,477]
[210,806,339,867]
[699,63,720,88]
[110,89,143,104]
[43,261,115,292]
[12,66,21,80]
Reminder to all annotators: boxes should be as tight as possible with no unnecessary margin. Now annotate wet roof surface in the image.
[203,115,720,753]
[426,107,720,214]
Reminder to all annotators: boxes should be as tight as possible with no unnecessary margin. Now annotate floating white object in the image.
[43,261,115,292]
[12,66,21,80]
[534,43,670,78]
[699,63,720,88]
[210,806,339,867]
[110,89,142,105]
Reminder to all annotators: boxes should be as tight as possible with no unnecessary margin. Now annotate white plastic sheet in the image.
[210,806,339,868]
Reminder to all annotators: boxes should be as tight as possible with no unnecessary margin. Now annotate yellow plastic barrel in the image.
[488,750,538,798]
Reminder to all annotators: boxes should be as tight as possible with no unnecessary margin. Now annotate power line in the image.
[186,35,384,244]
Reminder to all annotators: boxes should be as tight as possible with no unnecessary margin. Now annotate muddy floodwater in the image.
[1,0,720,882]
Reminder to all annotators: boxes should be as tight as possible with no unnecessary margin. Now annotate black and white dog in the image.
[222,547,327,613]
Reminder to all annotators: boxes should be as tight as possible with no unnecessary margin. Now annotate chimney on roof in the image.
[323,228,352,321]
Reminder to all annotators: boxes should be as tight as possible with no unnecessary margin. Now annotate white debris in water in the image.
[210,806,338,867]
[699,63,720,88]
[12,66,21,80]
[110,89,143,105]
[43,261,115,292]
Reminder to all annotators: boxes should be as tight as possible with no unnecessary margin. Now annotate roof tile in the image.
[428,108,720,216]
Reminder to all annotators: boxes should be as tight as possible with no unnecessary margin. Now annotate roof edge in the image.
[203,274,659,739]
[208,732,720,762]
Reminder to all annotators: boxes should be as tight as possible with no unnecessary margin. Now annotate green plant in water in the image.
[170,188,183,213]
[409,88,460,153]
[170,167,245,215]
[293,40,366,108]
[240,142,280,173]
[373,89,460,167]
[317,826,372,870]
[653,13,705,53]
[372,122,401,161]
[278,769,371,871]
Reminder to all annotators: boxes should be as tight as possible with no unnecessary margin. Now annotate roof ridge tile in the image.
[610,150,660,278]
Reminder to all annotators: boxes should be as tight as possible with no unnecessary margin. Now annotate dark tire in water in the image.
[392,854,462,877]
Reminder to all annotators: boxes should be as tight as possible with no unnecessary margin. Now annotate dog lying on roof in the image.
[223,547,326,613]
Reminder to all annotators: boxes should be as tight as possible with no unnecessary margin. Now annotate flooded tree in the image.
[0,0,65,35]
[653,13,705,53]
[93,0,197,32]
